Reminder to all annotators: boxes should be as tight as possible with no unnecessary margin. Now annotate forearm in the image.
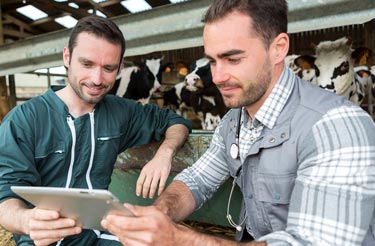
[154,180,196,222]
[0,198,31,235]
[155,124,189,158]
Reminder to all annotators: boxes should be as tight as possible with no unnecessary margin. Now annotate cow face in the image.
[184,57,211,91]
[314,37,355,95]
[285,54,317,84]
[145,58,162,92]
[204,112,221,130]
[109,57,164,104]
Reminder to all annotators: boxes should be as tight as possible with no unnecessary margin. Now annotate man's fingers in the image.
[157,175,167,196]
[32,208,60,221]
[136,172,146,197]
[29,226,81,244]
[148,174,162,199]
[29,217,77,230]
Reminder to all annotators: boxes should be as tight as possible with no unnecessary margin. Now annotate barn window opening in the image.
[16,5,48,21]
[121,0,152,13]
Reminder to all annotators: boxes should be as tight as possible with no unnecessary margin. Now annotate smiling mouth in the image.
[219,86,239,95]
[85,86,105,95]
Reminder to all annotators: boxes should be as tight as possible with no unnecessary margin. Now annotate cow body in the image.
[109,58,162,105]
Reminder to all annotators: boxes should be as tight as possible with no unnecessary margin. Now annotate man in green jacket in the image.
[0,15,191,246]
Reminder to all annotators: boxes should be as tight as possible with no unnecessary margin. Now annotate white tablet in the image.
[11,186,133,230]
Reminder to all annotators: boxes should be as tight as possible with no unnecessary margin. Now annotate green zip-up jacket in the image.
[0,86,191,202]
[0,87,191,245]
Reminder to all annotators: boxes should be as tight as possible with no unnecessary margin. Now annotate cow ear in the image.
[310,42,317,50]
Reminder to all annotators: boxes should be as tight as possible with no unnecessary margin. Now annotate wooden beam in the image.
[30,13,70,26]
[0,77,10,123]
[100,0,122,8]
[2,28,33,39]
[3,13,40,33]
[31,0,89,19]
[8,75,16,109]
[86,0,115,17]
[0,1,3,45]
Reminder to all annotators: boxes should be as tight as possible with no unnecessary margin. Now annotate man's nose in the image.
[91,68,104,85]
[211,65,230,85]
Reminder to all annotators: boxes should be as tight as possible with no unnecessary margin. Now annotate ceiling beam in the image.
[30,0,89,19]
[3,28,33,39]
[3,13,40,33]
[86,0,115,17]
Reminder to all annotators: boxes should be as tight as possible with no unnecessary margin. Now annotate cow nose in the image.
[185,74,200,86]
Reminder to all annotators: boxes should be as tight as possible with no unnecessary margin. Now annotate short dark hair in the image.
[203,0,288,49]
[68,15,126,65]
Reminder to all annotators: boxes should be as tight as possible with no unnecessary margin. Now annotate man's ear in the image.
[270,33,289,64]
[63,47,70,68]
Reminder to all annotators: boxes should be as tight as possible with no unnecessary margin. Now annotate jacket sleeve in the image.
[257,106,375,245]
[0,111,41,203]
[119,100,192,151]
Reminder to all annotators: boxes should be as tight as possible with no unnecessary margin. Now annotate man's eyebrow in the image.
[205,50,245,60]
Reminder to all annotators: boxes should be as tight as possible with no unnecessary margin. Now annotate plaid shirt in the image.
[175,66,375,245]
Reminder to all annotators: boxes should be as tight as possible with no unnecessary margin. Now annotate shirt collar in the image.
[246,64,295,129]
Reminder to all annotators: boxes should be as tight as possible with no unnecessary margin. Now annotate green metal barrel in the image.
[109,130,242,227]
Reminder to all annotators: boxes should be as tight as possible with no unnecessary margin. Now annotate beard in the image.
[67,70,111,105]
[68,68,113,105]
[220,57,272,109]
[71,82,107,105]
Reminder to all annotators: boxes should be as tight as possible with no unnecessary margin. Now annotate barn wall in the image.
[127,22,374,82]
[289,22,374,55]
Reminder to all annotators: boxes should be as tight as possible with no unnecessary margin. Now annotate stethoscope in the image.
[230,109,242,159]
[226,108,247,231]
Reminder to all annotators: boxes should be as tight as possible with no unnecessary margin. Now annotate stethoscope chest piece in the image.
[230,143,239,159]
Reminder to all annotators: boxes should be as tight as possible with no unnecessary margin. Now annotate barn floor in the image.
[0,227,15,246]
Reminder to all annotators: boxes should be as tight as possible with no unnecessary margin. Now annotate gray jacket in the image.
[220,79,374,245]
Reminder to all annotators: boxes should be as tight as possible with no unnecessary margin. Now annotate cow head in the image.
[285,54,317,84]
[184,57,211,91]
[352,47,375,89]
[314,37,355,96]
[145,58,163,92]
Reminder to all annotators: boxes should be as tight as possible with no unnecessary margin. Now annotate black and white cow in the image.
[109,58,162,105]
[183,57,228,130]
[286,37,367,106]
[162,57,229,130]
[285,54,317,84]
[313,37,366,105]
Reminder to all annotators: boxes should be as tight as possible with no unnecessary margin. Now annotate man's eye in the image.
[209,60,216,66]
[82,63,91,67]
[104,67,117,72]
[228,58,240,63]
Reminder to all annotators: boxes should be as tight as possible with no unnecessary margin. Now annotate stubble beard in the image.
[222,60,272,109]
[69,79,107,105]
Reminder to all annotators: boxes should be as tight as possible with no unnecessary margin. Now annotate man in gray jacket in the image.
[102,0,375,245]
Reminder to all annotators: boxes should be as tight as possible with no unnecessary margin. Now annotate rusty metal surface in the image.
[109,130,242,227]
[115,130,213,173]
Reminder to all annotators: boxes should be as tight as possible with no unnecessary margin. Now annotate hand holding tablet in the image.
[11,186,133,230]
